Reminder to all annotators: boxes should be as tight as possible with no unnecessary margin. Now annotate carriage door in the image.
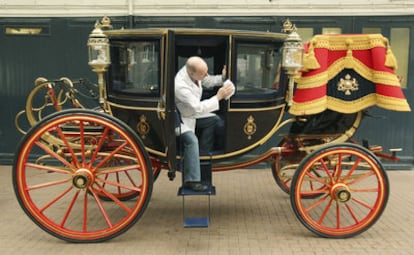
[162,30,178,172]
[225,36,286,153]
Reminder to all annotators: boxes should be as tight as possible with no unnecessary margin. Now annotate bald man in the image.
[175,56,234,191]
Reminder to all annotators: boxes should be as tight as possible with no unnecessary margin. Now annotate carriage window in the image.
[390,28,409,88]
[297,27,314,43]
[109,40,160,95]
[235,43,281,94]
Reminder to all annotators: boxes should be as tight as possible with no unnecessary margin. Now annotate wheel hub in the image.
[72,169,94,190]
[331,183,352,203]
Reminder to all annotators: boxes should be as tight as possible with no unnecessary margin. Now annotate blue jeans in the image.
[196,115,223,155]
[180,131,201,183]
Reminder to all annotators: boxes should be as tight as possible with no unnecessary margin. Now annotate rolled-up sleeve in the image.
[201,74,223,88]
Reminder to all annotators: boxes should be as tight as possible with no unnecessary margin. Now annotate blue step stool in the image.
[177,161,215,228]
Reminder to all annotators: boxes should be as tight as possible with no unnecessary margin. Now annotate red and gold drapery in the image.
[289,34,411,116]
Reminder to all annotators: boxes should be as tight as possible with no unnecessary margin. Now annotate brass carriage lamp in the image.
[281,20,303,106]
[88,20,111,105]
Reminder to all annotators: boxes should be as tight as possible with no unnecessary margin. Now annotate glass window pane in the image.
[390,28,410,88]
[297,27,314,43]
[109,41,160,95]
[322,27,342,35]
[362,27,382,34]
[235,43,281,93]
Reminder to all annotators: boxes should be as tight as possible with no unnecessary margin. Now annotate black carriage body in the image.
[103,28,288,163]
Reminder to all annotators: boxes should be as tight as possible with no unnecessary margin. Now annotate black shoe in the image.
[184,182,208,192]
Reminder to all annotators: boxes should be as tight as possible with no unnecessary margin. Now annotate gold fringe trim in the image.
[376,94,411,111]
[288,97,327,115]
[311,34,388,51]
[289,94,410,116]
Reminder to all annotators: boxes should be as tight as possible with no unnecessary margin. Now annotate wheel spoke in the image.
[304,194,330,212]
[350,187,379,193]
[25,162,72,175]
[317,198,334,224]
[346,171,376,186]
[336,202,341,229]
[83,191,88,232]
[345,203,360,225]
[115,172,121,195]
[95,177,141,193]
[124,170,138,188]
[342,157,362,183]
[60,190,80,227]
[56,126,80,168]
[351,197,375,210]
[27,178,72,191]
[89,127,110,167]
[305,170,331,187]
[319,159,334,183]
[333,153,343,182]
[79,121,86,166]
[88,188,113,228]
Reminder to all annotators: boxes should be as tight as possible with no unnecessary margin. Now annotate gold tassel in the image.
[383,37,398,70]
[302,41,320,71]
[385,47,398,70]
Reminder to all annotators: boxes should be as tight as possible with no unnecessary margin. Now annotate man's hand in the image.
[216,82,234,100]
[221,65,227,81]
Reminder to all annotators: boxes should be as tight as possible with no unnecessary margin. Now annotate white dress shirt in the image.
[174,66,223,134]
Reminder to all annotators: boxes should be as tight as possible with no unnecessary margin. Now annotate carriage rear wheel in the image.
[290,143,389,238]
[13,109,153,242]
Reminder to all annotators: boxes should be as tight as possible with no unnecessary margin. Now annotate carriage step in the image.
[178,185,216,196]
[178,186,215,228]
[390,148,402,157]
[178,161,215,227]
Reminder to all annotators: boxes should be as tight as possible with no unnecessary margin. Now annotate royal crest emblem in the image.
[243,115,257,140]
[337,74,359,95]
[137,114,150,139]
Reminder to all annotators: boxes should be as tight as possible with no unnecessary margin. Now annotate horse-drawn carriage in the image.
[13,17,410,242]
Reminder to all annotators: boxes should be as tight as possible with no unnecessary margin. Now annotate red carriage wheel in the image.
[290,143,389,238]
[13,109,153,242]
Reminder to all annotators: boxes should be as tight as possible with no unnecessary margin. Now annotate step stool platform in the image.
[183,217,209,228]
[178,185,216,196]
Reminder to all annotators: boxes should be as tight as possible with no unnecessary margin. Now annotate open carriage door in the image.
[161,30,178,180]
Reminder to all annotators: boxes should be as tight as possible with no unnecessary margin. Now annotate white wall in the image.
[0,0,413,17]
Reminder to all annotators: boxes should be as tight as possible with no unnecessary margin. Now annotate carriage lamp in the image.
[88,20,111,105]
[281,20,303,106]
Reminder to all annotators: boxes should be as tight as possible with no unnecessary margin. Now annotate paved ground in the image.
[1,165,413,255]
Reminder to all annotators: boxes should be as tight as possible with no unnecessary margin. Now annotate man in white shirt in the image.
[175,56,234,191]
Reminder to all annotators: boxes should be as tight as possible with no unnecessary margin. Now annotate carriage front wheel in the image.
[13,109,153,242]
[290,143,389,238]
